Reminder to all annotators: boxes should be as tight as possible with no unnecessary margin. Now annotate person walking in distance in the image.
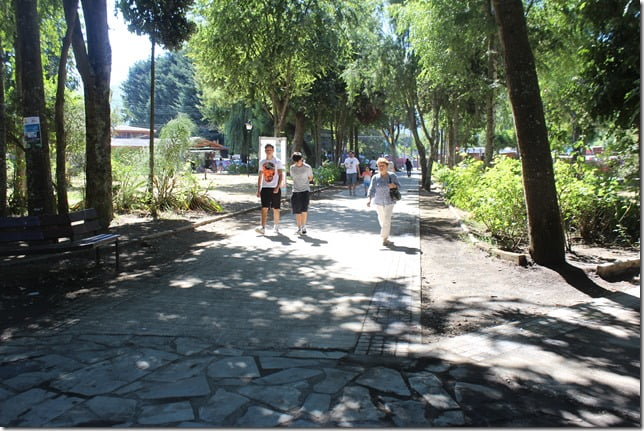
[343,151,360,196]
[255,143,284,234]
[367,157,401,246]
[405,158,413,177]
[289,152,314,235]
[360,164,372,197]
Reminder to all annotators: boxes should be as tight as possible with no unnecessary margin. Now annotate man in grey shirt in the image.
[289,152,314,235]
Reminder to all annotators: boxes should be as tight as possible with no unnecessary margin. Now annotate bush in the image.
[313,161,340,186]
[434,155,640,252]
[555,159,640,247]
[471,158,527,250]
[112,148,148,212]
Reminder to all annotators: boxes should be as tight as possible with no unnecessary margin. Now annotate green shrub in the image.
[435,155,640,252]
[471,157,527,250]
[112,148,148,212]
[313,161,340,186]
[555,159,640,247]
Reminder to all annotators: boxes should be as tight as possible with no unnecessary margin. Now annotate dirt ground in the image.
[0,174,639,340]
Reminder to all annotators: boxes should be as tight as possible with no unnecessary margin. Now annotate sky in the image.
[106,0,162,89]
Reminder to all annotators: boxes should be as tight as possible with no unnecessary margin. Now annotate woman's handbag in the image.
[388,176,401,201]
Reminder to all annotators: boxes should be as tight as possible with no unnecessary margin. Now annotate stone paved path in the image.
[0,173,639,427]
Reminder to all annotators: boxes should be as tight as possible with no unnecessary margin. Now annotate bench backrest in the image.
[0,216,43,243]
[0,208,104,246]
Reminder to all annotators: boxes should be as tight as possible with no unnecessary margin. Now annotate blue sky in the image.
[107,0,161,87]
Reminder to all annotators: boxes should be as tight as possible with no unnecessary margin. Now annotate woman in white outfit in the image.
[366,157,401,246]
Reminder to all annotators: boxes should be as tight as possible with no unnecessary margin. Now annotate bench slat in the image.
[0,209,120,271]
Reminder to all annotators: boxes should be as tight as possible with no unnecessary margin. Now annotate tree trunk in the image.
[446,106,456,168]
[148,37,156,214]
[15,0,56,216]
[484,32,498,167]
[292,110,305,153]
[492,0,565,266]
[407,105,428,188]
[313,112,322,167]
[55,0,78,215]
[0,36,6,216]
[417,104,435,191]
[68,0,113,228]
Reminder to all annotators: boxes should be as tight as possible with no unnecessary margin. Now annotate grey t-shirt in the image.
[290,162,313,193]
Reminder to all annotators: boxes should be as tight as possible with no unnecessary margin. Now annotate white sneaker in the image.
[296,227,302,235]
[255,226,265,234]
[273,224,280,234]
[301,226,307,235]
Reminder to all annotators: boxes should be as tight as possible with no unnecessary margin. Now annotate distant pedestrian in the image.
[405,158,413,177]
[255,143,284,235]
[369,158,378,174]
[343,151,360,196]
[289,152,314,235]
[367,157,401,246]
[360,165,372,197]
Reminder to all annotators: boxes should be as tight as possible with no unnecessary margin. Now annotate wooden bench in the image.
[0,208,120,271]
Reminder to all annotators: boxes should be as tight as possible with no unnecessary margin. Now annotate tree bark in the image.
[148,37,156,214]
[292,110,305,153]
[484,33,498,167]
[492,0,565,266]
[68,0,113,228]
[0,36,6,216]
[55,0,79,215]
[15,0,56,215]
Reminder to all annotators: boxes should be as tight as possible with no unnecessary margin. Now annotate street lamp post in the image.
[244,121,253,177]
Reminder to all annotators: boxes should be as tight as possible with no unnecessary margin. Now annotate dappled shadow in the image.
[417,290,640,425]
[545,262,613,298]
[418,189,463,244]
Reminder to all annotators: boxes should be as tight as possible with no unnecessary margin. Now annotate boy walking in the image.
[255,143,284,234]
[289,152,314,235]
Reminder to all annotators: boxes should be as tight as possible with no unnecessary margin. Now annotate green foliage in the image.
[554,159,639,247]
[435,156,640,251]
[471,158,527,250]
[121,51,202,127]
[313,161,340,186]
[576,0,640,128]
[117,0,196,50]
[112,148,148,211]
[154,114,196,209]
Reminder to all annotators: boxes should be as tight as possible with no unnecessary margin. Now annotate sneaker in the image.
[301,226,307,235]
[382,239,393,246]
[255,226,265,235]
[296,227,302,235]
[273,224,280,234]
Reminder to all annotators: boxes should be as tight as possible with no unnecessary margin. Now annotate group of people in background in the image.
[255,143,403,247]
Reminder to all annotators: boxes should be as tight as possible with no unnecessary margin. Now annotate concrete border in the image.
[446,203,529,266]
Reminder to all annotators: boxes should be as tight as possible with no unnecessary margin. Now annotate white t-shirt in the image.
[344,156,359,174]
[258,157,284,188]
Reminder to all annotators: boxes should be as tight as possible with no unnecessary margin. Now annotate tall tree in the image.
[192,0,345,137]
[117,0,196,205]
[65,0,113,227]
[14,0,56,215]
[54,0,78,215]
[492,0,565,266]
[0,32,6,216]
[121,51,201,127]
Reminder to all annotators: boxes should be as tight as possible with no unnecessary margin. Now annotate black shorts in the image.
[260,187,281,209]
[291,191,310,214]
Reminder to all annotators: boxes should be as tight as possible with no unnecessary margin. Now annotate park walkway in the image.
[0,173,639,426]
